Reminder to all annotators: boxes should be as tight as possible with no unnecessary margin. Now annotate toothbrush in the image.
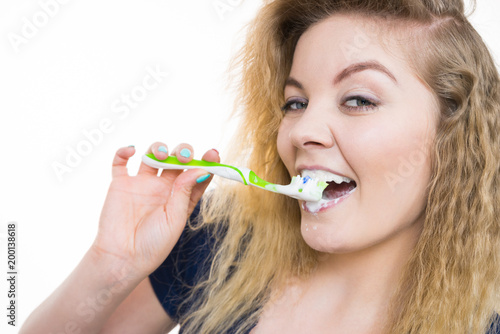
[141,153,328,202]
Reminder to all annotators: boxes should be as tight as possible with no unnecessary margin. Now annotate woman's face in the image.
[277,15,439,253]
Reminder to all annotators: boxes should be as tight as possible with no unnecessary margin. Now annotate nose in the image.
[288,106,335,150]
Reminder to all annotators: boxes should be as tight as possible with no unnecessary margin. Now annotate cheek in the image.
[348,114,434,195]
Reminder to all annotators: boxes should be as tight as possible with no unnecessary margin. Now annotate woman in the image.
[21,0,500,333]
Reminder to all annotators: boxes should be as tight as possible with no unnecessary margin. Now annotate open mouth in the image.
[322,179,357,200]
[301,169,357,212]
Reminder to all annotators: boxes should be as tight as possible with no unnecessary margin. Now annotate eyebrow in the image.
[334,61,397,85]
[284,77,304,90]
[284,60,398,90]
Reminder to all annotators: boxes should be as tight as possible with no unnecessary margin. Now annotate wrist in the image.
[86,244,145,288]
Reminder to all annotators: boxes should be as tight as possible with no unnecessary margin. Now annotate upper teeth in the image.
[301,169,353,185]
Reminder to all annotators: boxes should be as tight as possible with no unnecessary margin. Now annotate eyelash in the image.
[280,99,308,112]
[280,96,378,113]
[341,95,378,112]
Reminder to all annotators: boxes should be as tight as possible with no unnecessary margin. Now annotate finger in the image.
[158,143,194,182]
[138,142,170,176]
[157,143,194,182]
[164,169,212,234]
[112,146,136,178]
[187,174,214,213]
[201,148,220,163]
[161,147,219,192]
[186,149,220,213]
[170,143,194,164]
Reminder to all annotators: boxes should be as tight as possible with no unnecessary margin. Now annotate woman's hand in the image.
[91,142,219,280]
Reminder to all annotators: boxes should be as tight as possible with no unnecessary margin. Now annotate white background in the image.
[0,1,498,333]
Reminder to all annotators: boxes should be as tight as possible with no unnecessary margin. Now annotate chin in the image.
[301,227,355,254]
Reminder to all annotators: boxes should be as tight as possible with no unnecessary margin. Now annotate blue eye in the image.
[342,96,378,112]
[345,97,374,107]
[281,99,308,112]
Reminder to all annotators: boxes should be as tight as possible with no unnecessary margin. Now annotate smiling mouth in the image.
[301,169,357,212]
[301,169,357,199]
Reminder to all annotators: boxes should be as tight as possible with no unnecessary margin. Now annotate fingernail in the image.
[158,146,168,153]
[180,148,191,158]
[196,173,211,184]
[128,145,135,148]
[212,148,219,155]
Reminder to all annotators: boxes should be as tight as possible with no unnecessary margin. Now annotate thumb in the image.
[163,169,211,234]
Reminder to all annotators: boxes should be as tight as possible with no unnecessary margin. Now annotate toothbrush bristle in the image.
[293,176,328,201]
[281,176,328,201]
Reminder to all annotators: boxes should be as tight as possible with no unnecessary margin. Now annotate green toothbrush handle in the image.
[141,153,249,185]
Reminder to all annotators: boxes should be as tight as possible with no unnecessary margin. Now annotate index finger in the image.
[171,143,195,164]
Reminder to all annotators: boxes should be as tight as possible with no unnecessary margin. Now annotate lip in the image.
[301,187,357,213]
[296,164,353,181]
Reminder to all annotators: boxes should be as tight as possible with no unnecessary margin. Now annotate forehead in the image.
[291,14,413,76]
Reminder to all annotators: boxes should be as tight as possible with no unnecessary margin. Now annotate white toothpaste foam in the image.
[304,187,356,213]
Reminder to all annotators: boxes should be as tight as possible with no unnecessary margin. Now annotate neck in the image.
[257,215,424,334]
[318,223,420,288]
[306,217,423,331]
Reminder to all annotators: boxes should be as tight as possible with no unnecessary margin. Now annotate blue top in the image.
[149,203,221,332]
[149,203,500,333]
